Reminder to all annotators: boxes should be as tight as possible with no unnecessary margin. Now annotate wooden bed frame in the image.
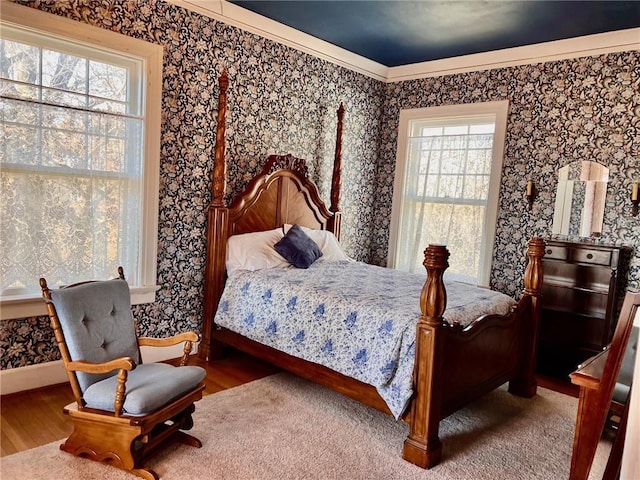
[199,71,545,469]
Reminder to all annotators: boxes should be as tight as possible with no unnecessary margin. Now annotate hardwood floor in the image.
[0,351,583,459]
[0,349,279,457]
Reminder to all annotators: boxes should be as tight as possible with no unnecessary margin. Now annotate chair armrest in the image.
[570,348,609,390]
[68,357,136,416]
[138,331,200,366]
[68,357,137,374]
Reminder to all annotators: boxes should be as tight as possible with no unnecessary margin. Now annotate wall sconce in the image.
[525,180,537,211]
[632,182,639,216]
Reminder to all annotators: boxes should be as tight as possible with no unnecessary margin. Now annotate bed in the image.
[199,70,545,469]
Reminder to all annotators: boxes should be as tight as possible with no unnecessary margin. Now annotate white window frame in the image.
[388,101,509,287]
[0,2,162,320]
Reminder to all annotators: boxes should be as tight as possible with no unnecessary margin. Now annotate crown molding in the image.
[386,28,640,82]
[63,1,640,83]
[169,0,389,81]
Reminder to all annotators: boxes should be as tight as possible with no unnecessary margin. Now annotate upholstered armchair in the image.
[40,268,206,480]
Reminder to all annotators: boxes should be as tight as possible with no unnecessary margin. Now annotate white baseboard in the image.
[0,360,69,395]
[0,343,199,395]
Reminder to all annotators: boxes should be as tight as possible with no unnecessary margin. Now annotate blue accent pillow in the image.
[274,224,323,268]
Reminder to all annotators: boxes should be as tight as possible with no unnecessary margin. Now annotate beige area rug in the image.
[1,373,610,480]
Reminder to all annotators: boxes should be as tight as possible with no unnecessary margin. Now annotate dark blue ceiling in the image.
[230,1,640,67]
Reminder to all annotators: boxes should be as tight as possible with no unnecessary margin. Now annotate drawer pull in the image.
[547,249,552,255]
[587,253,593,259]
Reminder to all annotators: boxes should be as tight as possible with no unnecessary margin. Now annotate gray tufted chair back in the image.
[48,278,141,392]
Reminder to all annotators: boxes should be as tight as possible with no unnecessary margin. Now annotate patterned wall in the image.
[372,54,640,299]
[0,0,383,368]
[1,0,638,369]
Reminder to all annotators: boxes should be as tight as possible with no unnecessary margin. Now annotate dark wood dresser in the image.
[537,239,632,383]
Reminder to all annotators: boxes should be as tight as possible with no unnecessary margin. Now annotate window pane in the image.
[0,171,140,289]
[468,133,493,149]
[397,201,484,281]
[41,128,87,168]
[42,49,86,94]
[469,123,495,134]
[421,126,442,136]
[438,174,462,198]
[466,149,491,174]
[1,123,39,165]
[442,134,467,150]
[427,156,441,175]
[464,174,490,200]
[41,102,85,131]
[89,60,126,102]
[441,151,465,174]
[0,39,39,86]
[443,125,468,135]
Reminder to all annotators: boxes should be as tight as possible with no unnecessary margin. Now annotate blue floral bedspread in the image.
[214,260,516,418]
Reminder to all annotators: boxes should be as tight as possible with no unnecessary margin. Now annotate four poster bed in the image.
[199,71,545,469]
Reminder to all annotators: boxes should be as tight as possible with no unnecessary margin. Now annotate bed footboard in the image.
[403,244,449,468]
[403,238,545,469]
[508,237,545,397]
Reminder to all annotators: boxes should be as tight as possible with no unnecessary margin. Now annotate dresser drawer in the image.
[545,245,568,260]
[570,248,612,266]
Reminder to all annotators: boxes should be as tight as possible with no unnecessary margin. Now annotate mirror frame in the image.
[552,160,609,237]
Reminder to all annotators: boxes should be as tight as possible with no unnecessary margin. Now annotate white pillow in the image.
[226,228,289,276]
[284,224,350,262]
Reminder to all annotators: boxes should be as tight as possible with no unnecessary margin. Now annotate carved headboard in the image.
[228,154,334,236]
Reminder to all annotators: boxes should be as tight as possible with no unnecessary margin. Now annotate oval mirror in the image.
[552,160,609,237]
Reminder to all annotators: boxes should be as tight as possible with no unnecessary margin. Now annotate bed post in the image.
[403,244,449,469]
[508,237,545,397]
[328,103,344,240]
[199,69,230,361]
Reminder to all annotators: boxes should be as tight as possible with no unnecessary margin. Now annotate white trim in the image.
[0,360,68,395]
[0,286,160,321]
[167,1,639,82]
[386,28,640,82]
[0,342,198,394]
[171,0,388,81]
[140,34,163,290]
[0,1,162,311]
[388,101,509,287]
[387,113,411,269]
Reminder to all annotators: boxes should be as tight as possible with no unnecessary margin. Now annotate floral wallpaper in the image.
[0,0,383,368]
[1,0,638,370]
[372,53,639,299]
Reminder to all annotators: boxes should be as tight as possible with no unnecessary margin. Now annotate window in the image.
[0,3,162,319]
[388,101,508,286]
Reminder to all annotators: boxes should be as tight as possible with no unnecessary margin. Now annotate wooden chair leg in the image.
[130,467,160,480]
[570,388,610,480]
[175,431,203,448]
[603,395,630,480]
[61,417,144,472]
[63,403,202,479]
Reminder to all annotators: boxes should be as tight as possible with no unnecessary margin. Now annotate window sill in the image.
[0,285,160,321]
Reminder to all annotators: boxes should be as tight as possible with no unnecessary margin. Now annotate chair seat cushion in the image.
[612,382,630,404]
[83,363,206,415]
